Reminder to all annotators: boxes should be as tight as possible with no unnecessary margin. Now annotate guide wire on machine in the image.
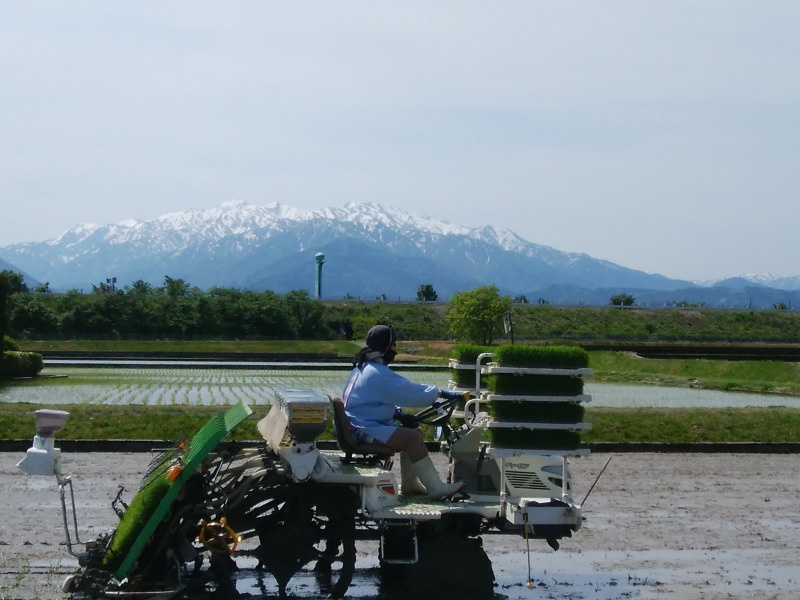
[581,456,613,506]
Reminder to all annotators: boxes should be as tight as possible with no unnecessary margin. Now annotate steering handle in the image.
[412,391,469,424]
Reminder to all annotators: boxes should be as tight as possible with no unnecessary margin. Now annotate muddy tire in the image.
[405,534,495,599]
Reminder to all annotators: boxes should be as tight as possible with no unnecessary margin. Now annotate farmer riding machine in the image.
[19,347,592,599]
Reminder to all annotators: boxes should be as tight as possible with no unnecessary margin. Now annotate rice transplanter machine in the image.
[18,352,593,599]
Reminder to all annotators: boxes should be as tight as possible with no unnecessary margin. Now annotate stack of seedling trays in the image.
[448,344,494,421]
[449,345,494,388]
[456,345,592,456]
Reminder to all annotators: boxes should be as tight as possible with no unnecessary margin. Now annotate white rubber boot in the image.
[400,452,427,496]
[413,455,465,500]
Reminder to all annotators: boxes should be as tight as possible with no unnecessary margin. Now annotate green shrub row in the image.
[1,351,43,378]
[12,289,800,343]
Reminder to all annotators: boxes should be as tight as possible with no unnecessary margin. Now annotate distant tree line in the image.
[0,270,44,377]
[2,273,514,344]
[6,270,800,344]
[5,275,330,340]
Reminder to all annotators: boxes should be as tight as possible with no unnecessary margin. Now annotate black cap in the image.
[365,325,396,355]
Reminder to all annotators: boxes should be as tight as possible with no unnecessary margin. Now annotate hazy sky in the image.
[2,2,798,282]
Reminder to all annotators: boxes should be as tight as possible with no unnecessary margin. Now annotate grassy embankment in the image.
[2,402,799,444]
[3,339,800,443]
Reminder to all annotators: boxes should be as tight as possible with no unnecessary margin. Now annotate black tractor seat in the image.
[329,396,394,466]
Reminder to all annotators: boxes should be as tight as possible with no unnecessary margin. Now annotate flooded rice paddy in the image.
[1,365,798,407]
[1,366,350,406]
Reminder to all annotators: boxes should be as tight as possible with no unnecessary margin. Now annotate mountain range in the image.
[2,201,800,308]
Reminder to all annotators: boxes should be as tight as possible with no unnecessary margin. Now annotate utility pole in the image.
[503,311,514,344]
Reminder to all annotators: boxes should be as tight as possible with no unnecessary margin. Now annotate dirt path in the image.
[2,451,798,599]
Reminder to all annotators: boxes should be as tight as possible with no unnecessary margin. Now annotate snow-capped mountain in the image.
[0,201,795,307]
[710,273,800,291]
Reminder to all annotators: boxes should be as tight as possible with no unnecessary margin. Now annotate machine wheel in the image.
[255,503,318,599]
[313,485,359,598]
[405,534,495,599]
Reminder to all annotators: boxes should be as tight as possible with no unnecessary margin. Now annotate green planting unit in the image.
[104,400,253,580]
[103,451,176,569]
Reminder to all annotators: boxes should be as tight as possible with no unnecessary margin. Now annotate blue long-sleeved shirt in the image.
[342,361,439,443]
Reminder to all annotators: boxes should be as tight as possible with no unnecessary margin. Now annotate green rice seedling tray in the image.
[485,373,585,396]
[482,394,591,403]
[484,366,593,377]
[490,345,590,369]
[450,344,493,365]
[486,420,591,432]
[485,427,584,451]
[451,366,480,387]
[487,445,591,458]
[486,400,586,423]
[449,361,488,389]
